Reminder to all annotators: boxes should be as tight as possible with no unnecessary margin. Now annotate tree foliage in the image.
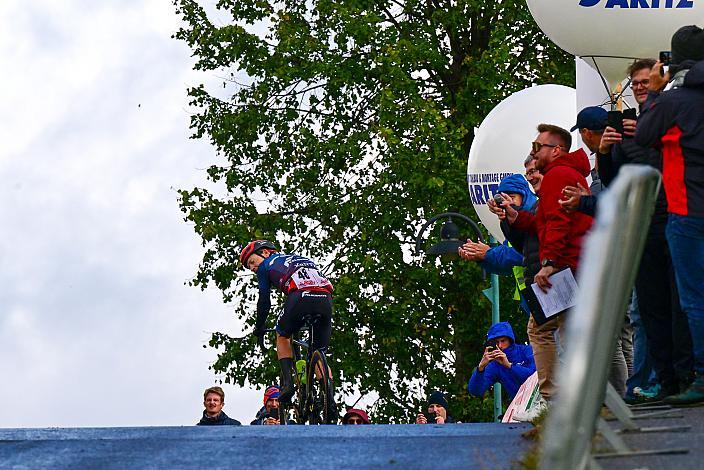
[173,0,574,423]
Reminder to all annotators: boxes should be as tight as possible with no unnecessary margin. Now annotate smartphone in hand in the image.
[607,110,624,135]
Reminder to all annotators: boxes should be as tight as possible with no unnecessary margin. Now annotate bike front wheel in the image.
[306,349,337,425]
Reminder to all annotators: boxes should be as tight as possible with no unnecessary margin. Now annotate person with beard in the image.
[502,124,593,402]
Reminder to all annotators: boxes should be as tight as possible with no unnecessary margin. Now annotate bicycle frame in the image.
[262,323,333,424]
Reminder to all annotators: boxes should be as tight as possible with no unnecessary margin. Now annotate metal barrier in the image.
[538,165,687,469]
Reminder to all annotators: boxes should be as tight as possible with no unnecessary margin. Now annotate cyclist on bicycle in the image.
[240,240,333,402]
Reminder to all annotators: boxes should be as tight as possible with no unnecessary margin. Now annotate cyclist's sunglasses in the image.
[531,141,560,153]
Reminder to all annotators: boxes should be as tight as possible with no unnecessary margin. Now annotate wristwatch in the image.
[541,259,556,268]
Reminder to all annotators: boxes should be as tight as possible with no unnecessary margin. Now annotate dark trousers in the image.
[635,225,694,388]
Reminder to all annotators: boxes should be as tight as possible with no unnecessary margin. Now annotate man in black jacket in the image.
[636,25,704,406]
[593,57,695,402]
[196,386,242,425]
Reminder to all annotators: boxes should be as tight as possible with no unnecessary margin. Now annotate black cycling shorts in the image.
[276,290,332,352]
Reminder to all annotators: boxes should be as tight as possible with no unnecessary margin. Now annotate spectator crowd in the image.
[199,24,704,427]
[462,23,704,413]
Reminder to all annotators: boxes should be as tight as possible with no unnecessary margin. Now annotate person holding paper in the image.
[500,124,594,401]
[504,124,594,290]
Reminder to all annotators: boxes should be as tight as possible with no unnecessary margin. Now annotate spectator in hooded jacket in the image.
[459,174,537,277]
[635,25,704,407]
[342,408,371,425]
[196,386,242,426]
[251,385,282,425]
[460,174,538,316]
[468,321,535,400]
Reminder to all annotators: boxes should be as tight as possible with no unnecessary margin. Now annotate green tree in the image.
[173,0,573,423]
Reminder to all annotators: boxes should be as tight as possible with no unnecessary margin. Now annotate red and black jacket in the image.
[635,60,704,218]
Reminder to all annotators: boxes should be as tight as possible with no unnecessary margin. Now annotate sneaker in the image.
[664,377,704,407]
[513,395,549,423]
[634,384,661,399]
[632,382,678,404]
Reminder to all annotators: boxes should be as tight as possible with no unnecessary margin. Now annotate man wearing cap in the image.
[250,386,282,425]
[636,25,704,406]
[559,106,609,216]
[561,106,633,397]
[414,391,455,424]
[342,408,371,425]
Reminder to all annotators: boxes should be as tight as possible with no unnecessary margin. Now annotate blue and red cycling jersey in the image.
[255,253,333,330]
[256,253,333,296]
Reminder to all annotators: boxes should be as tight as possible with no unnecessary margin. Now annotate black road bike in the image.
[261,323,337,425]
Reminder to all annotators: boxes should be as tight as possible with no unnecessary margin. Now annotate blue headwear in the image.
[496,174,537,211]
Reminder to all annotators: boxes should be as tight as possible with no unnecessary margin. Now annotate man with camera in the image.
[468,321,535,401]
[250,385,282,425]
[414,391,455,424]
[559,106,608,216]
[636,25,704,406]
[460,173,536,280]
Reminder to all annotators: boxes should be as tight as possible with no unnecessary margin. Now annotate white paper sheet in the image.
[531,268,579,318]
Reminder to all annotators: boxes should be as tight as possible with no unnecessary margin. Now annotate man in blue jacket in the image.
[468,322,536,400]
[460,174,537,277]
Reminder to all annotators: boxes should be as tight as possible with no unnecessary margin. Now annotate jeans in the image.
[636,222,693,387]
[626,290,657,397]
[667,214,704,376]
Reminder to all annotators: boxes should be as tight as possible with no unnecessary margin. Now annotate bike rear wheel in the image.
[306,349,337,424]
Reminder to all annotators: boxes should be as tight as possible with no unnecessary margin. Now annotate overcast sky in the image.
[0,1,265,427]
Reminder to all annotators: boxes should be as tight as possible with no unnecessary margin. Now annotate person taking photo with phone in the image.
[636,25,704,406]
[250,386,282,425]
[468,321,535,401]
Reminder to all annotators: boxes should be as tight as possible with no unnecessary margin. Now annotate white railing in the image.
[539,165,667,469]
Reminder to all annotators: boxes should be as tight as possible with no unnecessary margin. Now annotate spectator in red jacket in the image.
[506,124,594,290]
[500,124,594,401]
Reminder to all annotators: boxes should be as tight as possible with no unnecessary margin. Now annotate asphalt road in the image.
[5,406,702,469]
[0,422,532,469]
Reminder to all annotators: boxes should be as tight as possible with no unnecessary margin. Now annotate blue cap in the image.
[571,106,608,132]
